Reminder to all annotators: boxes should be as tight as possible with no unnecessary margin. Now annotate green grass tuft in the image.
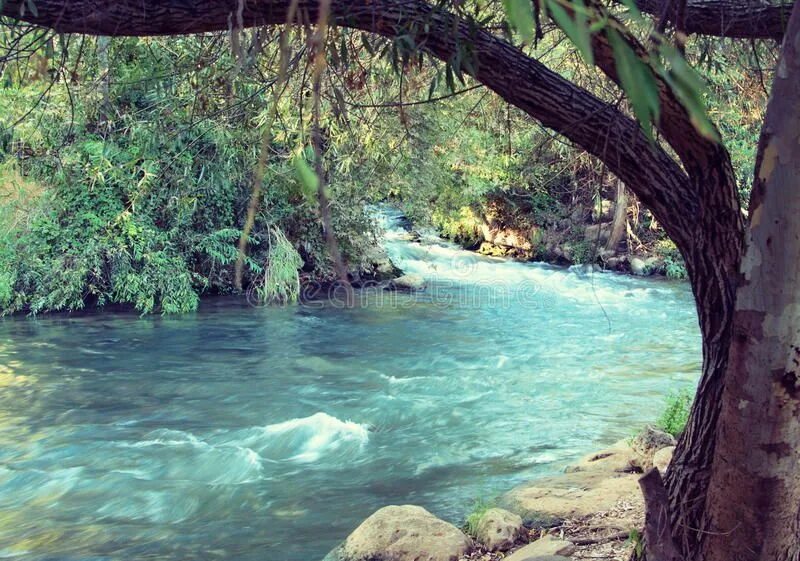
[463,497,495,537]
[656,389,693,437]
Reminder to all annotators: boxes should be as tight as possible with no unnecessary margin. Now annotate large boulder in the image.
[653,445,675,475]
[361,246,401,281]
[480,225,534,252]
[503,535,575,560]
[584,223,612,244]
[324,505,471,561]
[499,471,641,527]
[632,426,676,468]
[630,257,648,275]
[564,439,641,474]
[386,274,426,292]
[474,508,524,551]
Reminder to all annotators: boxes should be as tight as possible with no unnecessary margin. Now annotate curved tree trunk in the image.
[0,2,754,559]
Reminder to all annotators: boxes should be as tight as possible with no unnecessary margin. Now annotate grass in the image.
[656,390,693,437]
[258,226,303,305]
[463,497,496,537]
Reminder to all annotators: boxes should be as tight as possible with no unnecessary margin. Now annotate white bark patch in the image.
[739,235,763,283]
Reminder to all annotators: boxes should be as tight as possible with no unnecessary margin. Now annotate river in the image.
[0,209,701,560]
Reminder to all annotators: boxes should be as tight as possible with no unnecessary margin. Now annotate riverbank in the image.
[322,426,679,561]
[396,194,689,280]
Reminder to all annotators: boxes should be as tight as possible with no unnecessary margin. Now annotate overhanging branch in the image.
[625,0,792,39]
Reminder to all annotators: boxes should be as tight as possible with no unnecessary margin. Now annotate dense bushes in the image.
[0,30,768,313]
[0,35,388,314]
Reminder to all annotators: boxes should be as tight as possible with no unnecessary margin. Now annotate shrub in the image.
[655,239,688,280]
[656,390,693,437]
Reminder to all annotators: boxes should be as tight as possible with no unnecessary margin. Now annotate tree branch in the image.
[627,0,792,40]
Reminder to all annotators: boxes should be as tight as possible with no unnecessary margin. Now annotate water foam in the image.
[258,412,369,463]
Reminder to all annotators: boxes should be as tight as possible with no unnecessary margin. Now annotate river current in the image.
[0,210,701,560]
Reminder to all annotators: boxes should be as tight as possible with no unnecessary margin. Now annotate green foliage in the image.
[569,239,594,264]
[0,34,391,314]
[433,206,484,248]
[607,28,660,138]
[664,257,687,280]
[655,240,688,280]
[656,390,693,437]
[463,497,496,537]
[502,0,536,43]
[628,528,645,558]
[545,0,595,65]
[257,226,304,305]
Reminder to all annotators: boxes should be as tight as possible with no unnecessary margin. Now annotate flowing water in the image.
[0,210,701,561]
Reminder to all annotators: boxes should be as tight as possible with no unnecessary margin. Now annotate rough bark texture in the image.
[631,0,793,39]
[0,2,749,559]
[701,5,800,560]
[2,0,792,39]
[639,469,683,561]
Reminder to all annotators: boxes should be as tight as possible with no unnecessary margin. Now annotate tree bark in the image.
[628,0,793,40]
[2,0,792,39]
[699,5,800,560]
[639,469,683,561]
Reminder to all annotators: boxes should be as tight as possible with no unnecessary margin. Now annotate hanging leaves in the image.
[656,43,721,142]
[502,0,536,43]
[292,150,319,200]
[545,0,595,65]
[607,28,661,139]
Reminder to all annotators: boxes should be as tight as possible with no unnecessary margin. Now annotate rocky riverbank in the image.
[400,188,688,280]
[321,426,677,561]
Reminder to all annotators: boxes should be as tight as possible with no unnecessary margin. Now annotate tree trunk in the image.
[698,6,800,560]
[605,180,627,253]
[664,213,742,559]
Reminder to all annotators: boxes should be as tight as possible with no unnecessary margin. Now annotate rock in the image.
[474,508,523,551]
[584,223,612,244]
[324,505,471,561]
[478,242,509,257]
[360,245,401,282]
[387,274,426,292]
[632,426,676,468]
[592,199,615,221]
[630,257,648,275]
[503,535,575,560]
[645,256,663,273]
[499,471,641,527]
[653,446,675,475]
[565,439,641,474]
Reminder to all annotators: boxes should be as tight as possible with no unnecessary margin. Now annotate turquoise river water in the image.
[0,210,701,560]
